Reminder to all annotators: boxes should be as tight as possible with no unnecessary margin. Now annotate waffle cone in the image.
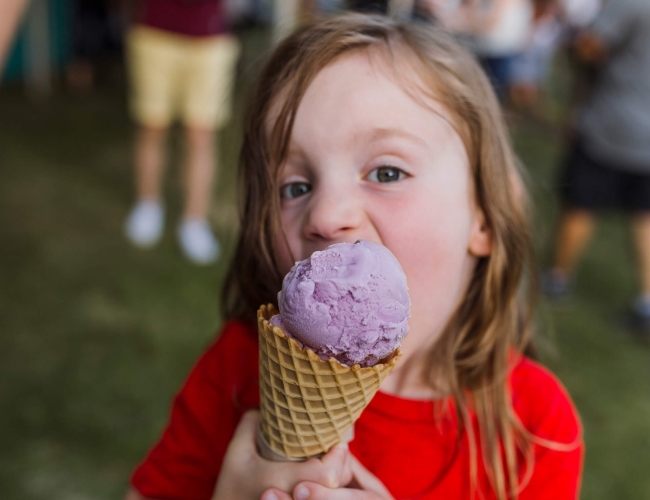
[257,304,401,459]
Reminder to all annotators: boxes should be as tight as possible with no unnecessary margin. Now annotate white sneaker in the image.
[177,219,220,265]
[124,201,164,248]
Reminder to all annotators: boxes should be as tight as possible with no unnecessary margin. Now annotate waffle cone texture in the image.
[258,304,401,459]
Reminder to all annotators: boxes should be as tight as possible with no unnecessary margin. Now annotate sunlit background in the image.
[1,1,649,499]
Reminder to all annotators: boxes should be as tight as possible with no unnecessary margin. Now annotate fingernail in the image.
[294,485,310,500]
[263,493,279,500]
[334,442,349,451]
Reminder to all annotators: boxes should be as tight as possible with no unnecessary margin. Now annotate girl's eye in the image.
[367,166,405,183]
[280,182,312,200]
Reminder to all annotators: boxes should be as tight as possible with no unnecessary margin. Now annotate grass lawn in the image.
[1,35,649,499]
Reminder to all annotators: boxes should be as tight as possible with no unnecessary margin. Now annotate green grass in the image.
[0,86,232,498]
[1,45,649,498]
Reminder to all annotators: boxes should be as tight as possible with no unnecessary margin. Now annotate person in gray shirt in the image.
[544,0,650,335]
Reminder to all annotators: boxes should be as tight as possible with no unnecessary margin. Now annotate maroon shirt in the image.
[138,0,230,37]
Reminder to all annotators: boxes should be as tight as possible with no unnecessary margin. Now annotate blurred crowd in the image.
[3,0,650,336]
[0,0,611,122]
[422,0,603,105]
[1,0,603,105]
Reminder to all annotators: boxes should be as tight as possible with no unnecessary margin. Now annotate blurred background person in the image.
[509,0,602,115]
[0,0,29,74]
[562,0,601,32]
[473,0,534,100]
[561,0,603,121]
[65,0,125,93]
[544,0,650,336]
[509,0,563,111]
[124,0,240,265]
[422,0,534,100]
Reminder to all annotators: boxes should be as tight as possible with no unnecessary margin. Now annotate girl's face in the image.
[275,51,492,358]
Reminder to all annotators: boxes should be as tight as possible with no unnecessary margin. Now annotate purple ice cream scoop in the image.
[271,240,410,367]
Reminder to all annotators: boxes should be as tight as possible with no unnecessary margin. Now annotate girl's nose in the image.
[302,191,366,242]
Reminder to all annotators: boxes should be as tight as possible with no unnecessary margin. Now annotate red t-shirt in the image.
[131,321,583,500]
[138,0,229,37]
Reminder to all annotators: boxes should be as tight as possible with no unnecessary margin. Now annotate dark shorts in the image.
[559,139,650,212]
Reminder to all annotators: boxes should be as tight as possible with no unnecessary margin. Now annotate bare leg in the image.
[134,125,168,202]
[183,126,216,220]
[509,83,539,112]
[551,209,596,276]
[125,126,168,247]
[623,213,650,332]
[632,213,650,296]
[176,126,219,264]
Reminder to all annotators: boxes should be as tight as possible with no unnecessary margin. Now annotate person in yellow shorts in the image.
[124,0,240,264]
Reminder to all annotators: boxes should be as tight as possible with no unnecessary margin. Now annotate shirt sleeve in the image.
[514,361,584,500]
[131,322,259,500]
[589,0,638,49]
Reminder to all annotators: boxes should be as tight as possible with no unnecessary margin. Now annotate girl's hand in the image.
[261,455,394,500]
[213,410,353,500]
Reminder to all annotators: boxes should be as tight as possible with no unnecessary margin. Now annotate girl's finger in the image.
[261,488,293,500]
[289,443,351,489]
[315,443,353,488]
[349,457,393,499]
[292,481,378,500]
[228,409,261,455]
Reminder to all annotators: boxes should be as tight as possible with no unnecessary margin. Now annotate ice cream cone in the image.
[257,304,401,460]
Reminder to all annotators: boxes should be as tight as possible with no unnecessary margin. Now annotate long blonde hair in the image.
[222,13,568,499]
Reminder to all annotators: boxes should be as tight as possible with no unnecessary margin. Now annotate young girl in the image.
[124,13,583,500]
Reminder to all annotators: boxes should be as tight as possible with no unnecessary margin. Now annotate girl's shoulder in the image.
[509,355,583,445]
